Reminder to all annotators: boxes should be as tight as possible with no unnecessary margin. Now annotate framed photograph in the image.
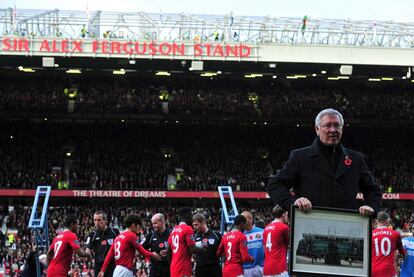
[289,206,372,277]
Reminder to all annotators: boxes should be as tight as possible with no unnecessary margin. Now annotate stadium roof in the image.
[1,8,414,48]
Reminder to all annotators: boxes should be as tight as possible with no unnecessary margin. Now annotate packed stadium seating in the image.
[1,76,413,119]
[0,122,413,192]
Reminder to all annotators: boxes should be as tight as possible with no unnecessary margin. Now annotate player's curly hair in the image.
[124,214,142,228]
[64,214,78,228]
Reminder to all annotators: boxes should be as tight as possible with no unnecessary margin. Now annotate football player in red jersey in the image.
[47,214,91,277]
[263,205,289,277]
[98,214,161,277]
[217,215,254,277]
[372,211,406,277]
[167,207,206,277]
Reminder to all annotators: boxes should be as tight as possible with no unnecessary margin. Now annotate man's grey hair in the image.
[152,213,165,222]
[315,108,344,127]
[193,213,206,223]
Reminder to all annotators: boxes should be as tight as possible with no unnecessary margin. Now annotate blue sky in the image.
[2,0,414,22]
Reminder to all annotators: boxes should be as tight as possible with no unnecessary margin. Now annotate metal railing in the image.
[1,8,413,48]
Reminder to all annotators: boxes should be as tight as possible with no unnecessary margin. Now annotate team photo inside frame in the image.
[289,206,372,277]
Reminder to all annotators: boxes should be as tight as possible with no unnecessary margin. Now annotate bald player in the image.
[242,211,264,277]
[141,213,171,277]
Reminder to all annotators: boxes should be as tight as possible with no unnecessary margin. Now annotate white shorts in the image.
[264,271,289,277]
[113,265,133,277]
[244,266,264,277]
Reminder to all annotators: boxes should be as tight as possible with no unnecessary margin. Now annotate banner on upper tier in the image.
[0,37,254,59]
[0,189,411,200]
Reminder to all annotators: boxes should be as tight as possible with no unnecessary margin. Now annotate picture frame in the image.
[289,206,372,277]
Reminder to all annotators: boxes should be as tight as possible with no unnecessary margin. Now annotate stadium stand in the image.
[0,122,413,192]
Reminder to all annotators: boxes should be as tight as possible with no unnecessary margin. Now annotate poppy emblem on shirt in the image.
[159,243,164,248]
[101,240,107,246]
[344,156,352,166]
[202,238,208,243]
[250,235,253,240]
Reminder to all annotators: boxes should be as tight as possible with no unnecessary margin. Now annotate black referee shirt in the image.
[141,228,171,265]
[194,229,222,267]
[85,227,120,264]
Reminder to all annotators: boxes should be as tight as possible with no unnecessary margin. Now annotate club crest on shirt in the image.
[255,233,262,239]
[107,239,113,245]
[208,239,215,245]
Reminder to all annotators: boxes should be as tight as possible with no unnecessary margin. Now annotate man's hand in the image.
[152,252,162,261]
[359,205,374,216]
[160,250,167,257]
[294,197,312,212]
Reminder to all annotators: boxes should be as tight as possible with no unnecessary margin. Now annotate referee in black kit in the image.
[85,210,120,277]
[193,213,222,277]
[141,213,171,277]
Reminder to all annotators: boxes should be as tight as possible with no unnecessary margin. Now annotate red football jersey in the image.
[47,230,80,277]
[217,229,253,277]
[263,221,289,275]
[101,230,153,272]
[372,226,406,277]
[168,222,195,277]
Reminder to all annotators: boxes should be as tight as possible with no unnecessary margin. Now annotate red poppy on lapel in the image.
[344,156,352,166]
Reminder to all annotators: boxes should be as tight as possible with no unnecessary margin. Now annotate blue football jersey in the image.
[243,226,264,268]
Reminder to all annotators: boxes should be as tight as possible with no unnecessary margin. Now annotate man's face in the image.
[192,220,204,232]
[152,217,164,232]
[94,214,107,231]
[315,114,343,146]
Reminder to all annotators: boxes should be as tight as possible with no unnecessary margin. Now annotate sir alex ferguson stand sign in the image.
[0,37,255,60]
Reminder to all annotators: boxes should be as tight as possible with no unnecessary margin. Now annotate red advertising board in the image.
[0,189,412,200]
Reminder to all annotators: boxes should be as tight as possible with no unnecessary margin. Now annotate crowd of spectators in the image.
[0,123,413,193]
[0,76,413,119]
[0,203,413,276]
[0,76,413,192]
